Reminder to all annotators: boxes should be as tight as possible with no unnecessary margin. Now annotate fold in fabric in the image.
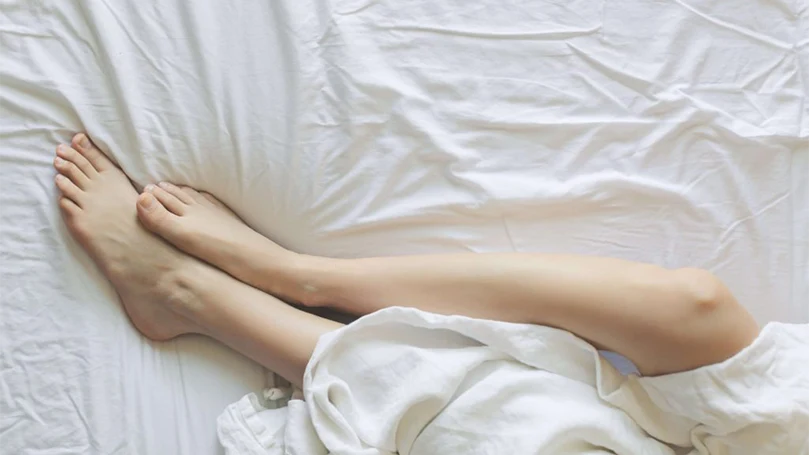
[218,307,809,454]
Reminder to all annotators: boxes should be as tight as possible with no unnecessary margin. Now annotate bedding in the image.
[218,307,809,454]
[1,0,807,454]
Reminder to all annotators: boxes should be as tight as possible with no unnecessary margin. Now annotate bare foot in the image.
[135,182,295,293]
[54,133,205,340]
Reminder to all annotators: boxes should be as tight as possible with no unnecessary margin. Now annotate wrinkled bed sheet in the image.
[1,0,807,454]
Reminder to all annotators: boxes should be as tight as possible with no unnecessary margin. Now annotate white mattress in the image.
[1,0,807,454]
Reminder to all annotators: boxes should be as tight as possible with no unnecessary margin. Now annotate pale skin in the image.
[54,133,760,389]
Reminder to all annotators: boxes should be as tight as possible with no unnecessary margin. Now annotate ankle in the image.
[160,262,213,321]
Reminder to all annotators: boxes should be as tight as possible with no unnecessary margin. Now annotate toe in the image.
[157,182,195,204]
[200,191,239,218]
[71,133,115,172]
[144,184,187,215]
[178,185,207,204]
[136,193,183,238]
[199,191,228,209]
[54,156,90,189]
[55,174,83,206]
[56,144,96,178]
[58,196,81,217]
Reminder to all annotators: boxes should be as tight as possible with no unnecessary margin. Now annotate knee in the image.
[672,268,727,311]
[671,267,760,363]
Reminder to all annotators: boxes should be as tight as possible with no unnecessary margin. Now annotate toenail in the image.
[55,174,64,182]
[140,194,157,209]
[78,135,90,148]
[54,157,64,165]
[144,184,155,192]
[158,182,170,189]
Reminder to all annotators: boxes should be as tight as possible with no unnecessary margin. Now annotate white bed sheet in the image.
[1,0,807,454]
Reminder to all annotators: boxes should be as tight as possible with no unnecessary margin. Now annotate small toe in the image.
[55,174,83,206]
[71,133,115,172]
[56,145,96,177]
[144,184,187,215]
[54,156,90,189]
[157,182,195,204]
[137,193,182,238]
[178,185,207,204]
[199,191,228,209]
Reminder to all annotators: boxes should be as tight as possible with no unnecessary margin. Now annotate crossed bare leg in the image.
[54,134,340,386]
[55,133,757,385]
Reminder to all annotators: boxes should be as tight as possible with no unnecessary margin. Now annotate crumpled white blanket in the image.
[217,308,809,454]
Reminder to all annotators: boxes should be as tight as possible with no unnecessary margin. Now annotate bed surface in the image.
[1,0,807,453]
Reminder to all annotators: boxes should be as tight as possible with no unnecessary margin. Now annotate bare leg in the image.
[171,266,342,387]
[292,254,760,376]
[54,134,340,387]
[136,183,760,376]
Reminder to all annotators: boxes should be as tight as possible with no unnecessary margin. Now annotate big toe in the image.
[137,192,182,240]
[71,133,115,172]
